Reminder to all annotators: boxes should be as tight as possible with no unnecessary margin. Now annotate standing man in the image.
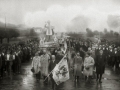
[31,52,41,81]
[15,50,21,74]
[73,53,83,82]
[79,47,85,60]
[56,51,63,64]
[12,51,16,74]
[5,50,13,77]
[75,41,80,52]
[0,52,2,78]
[117,47,120,70]
[41,49,50,84]
[49,55,57,90]
[108,47,113,66]
[114,48,119,71]
[95,50,106,83]
[82,42,88,52]
[1,50,6,78]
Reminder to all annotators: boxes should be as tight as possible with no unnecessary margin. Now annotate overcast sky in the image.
[0,0,120,32]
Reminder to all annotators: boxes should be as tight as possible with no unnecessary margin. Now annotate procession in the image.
[0,20,120,90]
[0,0,120,90]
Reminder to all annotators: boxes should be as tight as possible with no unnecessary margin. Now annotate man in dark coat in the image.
[108,47,114,66]
[70,40,73,48]
[56,51,63,64]
[95,50,106,83]
[12,51,16,74]
[27,47,31,61]
[49,55,57,90]
[114,48,120,71]
[52,48,57,56]
[23,47,27,62]
[75,42,80,52]
[15,51,21,73]
[104,47,109,65]
[1,50,6,78]
[0,53,2,78]
[82,43,88,52]
[95,46,100,56]
[117,47,120,70]
[79,47,85,60]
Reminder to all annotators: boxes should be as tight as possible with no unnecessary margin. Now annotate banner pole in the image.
[43,70,53,82]
[43,54,67,82]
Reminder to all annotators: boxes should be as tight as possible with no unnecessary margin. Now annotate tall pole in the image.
[5,16,6,31]
[99,31,100,39]
[98,31,100,45]
[119,27,120,43]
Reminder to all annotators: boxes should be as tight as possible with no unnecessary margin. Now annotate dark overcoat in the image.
[95,54,106,74]
[0,56,2,69]
[56,54,63,64]
[1,54,6,68]
[49,60,57,72]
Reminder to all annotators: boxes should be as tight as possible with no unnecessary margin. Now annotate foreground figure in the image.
[95,50,106,83]
[31,52,41,81]
[49,55,57,90]
[73,53,83,82]
[83,52,94,82]
[41,50,50,84]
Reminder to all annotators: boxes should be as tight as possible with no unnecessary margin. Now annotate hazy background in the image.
[0,0,120,32]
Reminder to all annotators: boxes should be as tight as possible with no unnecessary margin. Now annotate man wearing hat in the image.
[56,51,64,64]
[0,51,2,78]
[73,52,83,82]
[15,50,21,74]
[49,55,57,90]
[113,48,119,71]
[108,46,113,66]
[5,50,13,77]
[1,50,6,78]
[40,49,50,84]
[31,51,41,81]
[95,50,106,83]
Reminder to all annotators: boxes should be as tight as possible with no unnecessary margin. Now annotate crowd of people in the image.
[31,44,64,90]
[0,39,39,79]
[0,37,120,90]
[30,37,120,90]
[66,38,120,83]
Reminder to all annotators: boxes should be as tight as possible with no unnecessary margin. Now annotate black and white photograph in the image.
[0,0,120,90]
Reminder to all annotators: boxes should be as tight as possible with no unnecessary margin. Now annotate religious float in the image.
[38,21,59,49]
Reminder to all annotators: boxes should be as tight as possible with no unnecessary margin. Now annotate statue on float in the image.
[44,21,54,42]
[39,21,59,48]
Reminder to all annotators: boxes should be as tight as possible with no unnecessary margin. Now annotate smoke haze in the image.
[0,0,120,32]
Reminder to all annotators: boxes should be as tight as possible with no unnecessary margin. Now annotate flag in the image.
[52,55,69,85]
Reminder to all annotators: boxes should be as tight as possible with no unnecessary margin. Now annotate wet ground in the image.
[0,60,120,90]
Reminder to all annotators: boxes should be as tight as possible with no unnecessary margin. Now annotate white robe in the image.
[83,56,95,76]
[32,56,41,74]
[40,54,50,76]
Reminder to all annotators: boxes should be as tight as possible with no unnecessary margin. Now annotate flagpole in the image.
[5,16,6,31]
[44,70,53,82]
[43,54,67,82]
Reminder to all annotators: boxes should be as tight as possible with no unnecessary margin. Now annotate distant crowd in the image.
[0,39,39,79]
